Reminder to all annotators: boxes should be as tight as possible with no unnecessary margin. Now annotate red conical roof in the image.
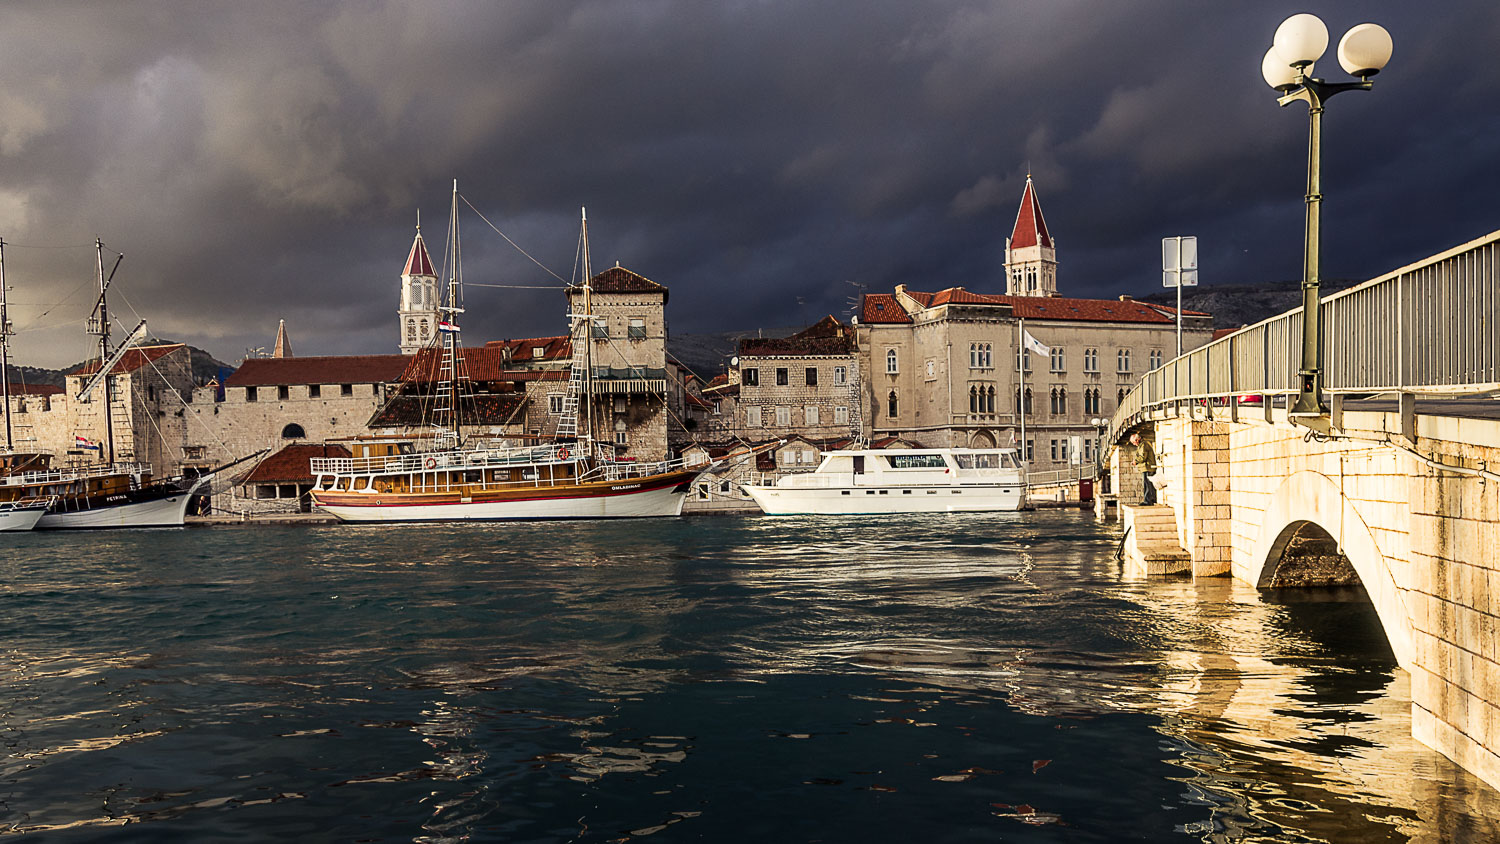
[1009,176,1052,250]
[403,230,435,277]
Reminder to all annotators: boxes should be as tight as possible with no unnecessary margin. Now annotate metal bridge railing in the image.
[1107,228,1500,447]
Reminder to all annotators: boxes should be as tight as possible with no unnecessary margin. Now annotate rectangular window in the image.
[805,405,819,425]
[245,386,257,402]
[805,367,817,386]
[833,366,847,386]
[776,367,789,386]
[341,384,354,396]
[614,397,626,413]
[592,324,609,339]
[278,385,290,401]
[614,431,628,445]
[834,406,848,424]
[628,318,647,340]
[308,384,321,398]
[549,394,565,414]
[746,406,762,427]
[742,368,760,387]
[1025,439,1034,462]
[775,406,790,427]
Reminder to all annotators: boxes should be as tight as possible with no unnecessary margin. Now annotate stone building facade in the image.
[7,344,197,476]
[566,266,670,461]
[854,178,1214,472]
[728,316,861,444]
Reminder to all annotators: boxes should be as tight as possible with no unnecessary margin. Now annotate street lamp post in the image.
[1262,14,1393,420]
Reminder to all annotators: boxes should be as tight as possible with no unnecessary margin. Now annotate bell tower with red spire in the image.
[398,215,439,355]
[1004,174,1058,297]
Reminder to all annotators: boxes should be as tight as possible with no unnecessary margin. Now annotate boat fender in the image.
[425,456,437,469]
[557,447,571,461]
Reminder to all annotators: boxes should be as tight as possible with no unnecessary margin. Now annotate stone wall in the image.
[1138,406,1500,789]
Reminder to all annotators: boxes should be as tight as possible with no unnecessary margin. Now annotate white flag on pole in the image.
[1022,330,1050,357]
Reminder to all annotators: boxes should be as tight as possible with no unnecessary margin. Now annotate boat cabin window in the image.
[887,454,947,469]
[853,456,865,475]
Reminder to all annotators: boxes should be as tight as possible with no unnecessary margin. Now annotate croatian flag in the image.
[75,436,99,451]
[437,321,460,333]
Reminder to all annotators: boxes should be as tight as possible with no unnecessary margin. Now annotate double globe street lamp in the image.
[1261,14,1393,420]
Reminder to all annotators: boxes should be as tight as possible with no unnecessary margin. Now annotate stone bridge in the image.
[1103,230,1500,789]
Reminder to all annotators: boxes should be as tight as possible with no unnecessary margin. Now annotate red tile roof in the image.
[483,335,572,361]
[863,288,1207,325]
[72,344,185,376]
[571,266,668,301]
[5,383,63,396]
[861,293,912,324]
[1009,176,1053,250]
[403,346,569,384]
[739,315,855,356]
[404,231,435,277]
[226,355,411,387]
[243,443,351,484]
[368,392,527,428]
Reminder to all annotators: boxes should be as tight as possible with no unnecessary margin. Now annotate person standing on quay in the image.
[1130,431,1157,505]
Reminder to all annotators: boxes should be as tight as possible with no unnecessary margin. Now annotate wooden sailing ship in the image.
[309,184,700,523]
[0,238,207,530]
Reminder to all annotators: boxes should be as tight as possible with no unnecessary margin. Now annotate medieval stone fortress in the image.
[3,177,1211,513]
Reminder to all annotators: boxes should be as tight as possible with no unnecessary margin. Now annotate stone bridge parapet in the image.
[1113,404,1500,789]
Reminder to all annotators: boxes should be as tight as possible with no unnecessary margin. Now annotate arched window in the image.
[406,318,416,341]
[281,423,306,439]
[886,349,898,374]
[888,390,898,418]
[986,386,996,414]
[969,386,979,413]
[1025,388,1032,414]
[1057,387,1067,415]
[420,321,430,340]
[1117,388,1125,407]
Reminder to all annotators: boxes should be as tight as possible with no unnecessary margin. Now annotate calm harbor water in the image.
[2,511,1497,842]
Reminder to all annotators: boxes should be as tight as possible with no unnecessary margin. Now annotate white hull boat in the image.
[0,499,49,532]
[742,448,1025,515]
[35,476,208,530]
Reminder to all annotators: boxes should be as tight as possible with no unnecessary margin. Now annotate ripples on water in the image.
[1,512,1496,841]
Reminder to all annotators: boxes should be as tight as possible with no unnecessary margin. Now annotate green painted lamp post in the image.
[1262,14,1393,419]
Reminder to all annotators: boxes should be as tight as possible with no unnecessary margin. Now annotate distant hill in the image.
[668,326,802,381]
[3,340,234,391]
[1140,278,1362,330]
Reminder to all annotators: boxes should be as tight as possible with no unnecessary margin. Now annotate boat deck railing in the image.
[1,463,150,487]
[311,444,570,475]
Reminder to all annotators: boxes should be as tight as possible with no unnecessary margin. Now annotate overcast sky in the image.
[1,1,1496,369]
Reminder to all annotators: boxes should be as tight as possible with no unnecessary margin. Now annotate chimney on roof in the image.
[1119,295,1134,302]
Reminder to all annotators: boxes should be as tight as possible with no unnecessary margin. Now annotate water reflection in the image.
[0,514,1497,841]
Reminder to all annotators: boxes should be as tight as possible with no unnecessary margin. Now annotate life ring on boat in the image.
[424,456,437,469]
[556,446,571,461]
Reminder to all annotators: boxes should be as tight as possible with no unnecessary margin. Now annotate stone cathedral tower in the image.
[398,221,439,355]
[1003,175,1058,297]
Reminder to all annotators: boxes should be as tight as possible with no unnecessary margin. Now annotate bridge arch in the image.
[1249,470,1415,671]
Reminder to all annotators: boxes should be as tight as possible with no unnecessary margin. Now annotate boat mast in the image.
[89,238,116,465]
[580,207,595,451]
[0,237,11,452]
[441,179,465,448]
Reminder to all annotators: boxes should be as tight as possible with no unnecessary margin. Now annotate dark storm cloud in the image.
[1,1,1496,368]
